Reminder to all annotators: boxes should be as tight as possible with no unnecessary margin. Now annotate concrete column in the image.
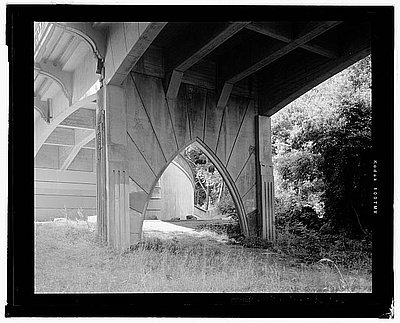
[256,116,276,241]
[96,87,107,243]
[96,84,131,250]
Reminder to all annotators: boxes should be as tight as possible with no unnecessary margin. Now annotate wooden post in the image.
[256,116,276,241]
[96,84,131,250]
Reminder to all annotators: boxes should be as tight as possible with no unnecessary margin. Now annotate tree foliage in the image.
[183,145,224,210]
[272,55,372,237]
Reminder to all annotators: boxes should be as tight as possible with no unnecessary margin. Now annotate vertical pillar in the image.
[96,84,131,250]
[96,87,107,243]
[256,116,276,241]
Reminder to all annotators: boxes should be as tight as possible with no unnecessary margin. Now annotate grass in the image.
[34,220,371,293]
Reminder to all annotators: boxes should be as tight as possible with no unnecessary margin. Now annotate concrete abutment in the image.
[97,73,276,249]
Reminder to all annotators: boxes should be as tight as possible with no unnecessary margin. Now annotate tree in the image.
[183,145,224,210]
[272,55,372,236]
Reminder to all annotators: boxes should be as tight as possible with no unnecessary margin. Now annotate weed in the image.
[35,220,371,293]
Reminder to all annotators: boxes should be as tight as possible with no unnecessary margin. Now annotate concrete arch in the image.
[34,64,73,104]
[34,93,97,156]
[53,23,105,63]
[138,138,249,237]
[34,97,49,122]
[171,156,195,190]
[99,76,258,248]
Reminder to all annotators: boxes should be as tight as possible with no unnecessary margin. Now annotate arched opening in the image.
[137,138,249,238]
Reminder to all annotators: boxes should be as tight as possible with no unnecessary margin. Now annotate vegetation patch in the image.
[194,220,371,274]
[35,220,371,293]
[195,221,241,237]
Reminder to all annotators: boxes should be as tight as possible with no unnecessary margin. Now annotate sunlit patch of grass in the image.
[34,221,372,293]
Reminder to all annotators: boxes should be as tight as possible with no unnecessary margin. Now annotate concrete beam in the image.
[45,127,75,146]
[35,61,73,105]
[166,70,183,100]
[174,22,250,72]
[216,82,233,109]
[60,108,96,130]
[246,22,338,59]
[224,21,342,85]
[34,23,56,61]
[166,22,249,100]
[35,93,97,156]
[56,35,81,70]
[59,129,95,170]
[106,22,167,86]
[257,22,371,116]
[245,22,292,42]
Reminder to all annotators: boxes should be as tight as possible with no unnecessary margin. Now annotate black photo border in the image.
[6,4,394,318]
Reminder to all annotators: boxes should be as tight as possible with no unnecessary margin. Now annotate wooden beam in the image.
[224,21,341,85]
[246,22,338,59]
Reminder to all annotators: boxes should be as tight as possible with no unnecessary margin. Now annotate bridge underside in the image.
[34,20,371,249]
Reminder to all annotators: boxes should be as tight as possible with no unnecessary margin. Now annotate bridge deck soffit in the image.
[245,22,338,59]
[144,21,351,110]
[166,22,251,99]
[219,21,342,86]
[34,21,370,155]
[256,21,371,116]
[35,23,101,157]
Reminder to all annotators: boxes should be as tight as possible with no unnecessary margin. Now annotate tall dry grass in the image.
[34,220,372,293]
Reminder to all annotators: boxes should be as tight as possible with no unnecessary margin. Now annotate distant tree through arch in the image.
[139,138,249,236]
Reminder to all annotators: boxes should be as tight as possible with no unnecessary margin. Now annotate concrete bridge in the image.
[34,21,371,249]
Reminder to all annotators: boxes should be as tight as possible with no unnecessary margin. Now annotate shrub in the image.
[195,221,241,238]
[217,190,236,218]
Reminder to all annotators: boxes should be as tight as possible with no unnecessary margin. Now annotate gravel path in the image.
[37,218,232,245]
[142,220,231,245]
